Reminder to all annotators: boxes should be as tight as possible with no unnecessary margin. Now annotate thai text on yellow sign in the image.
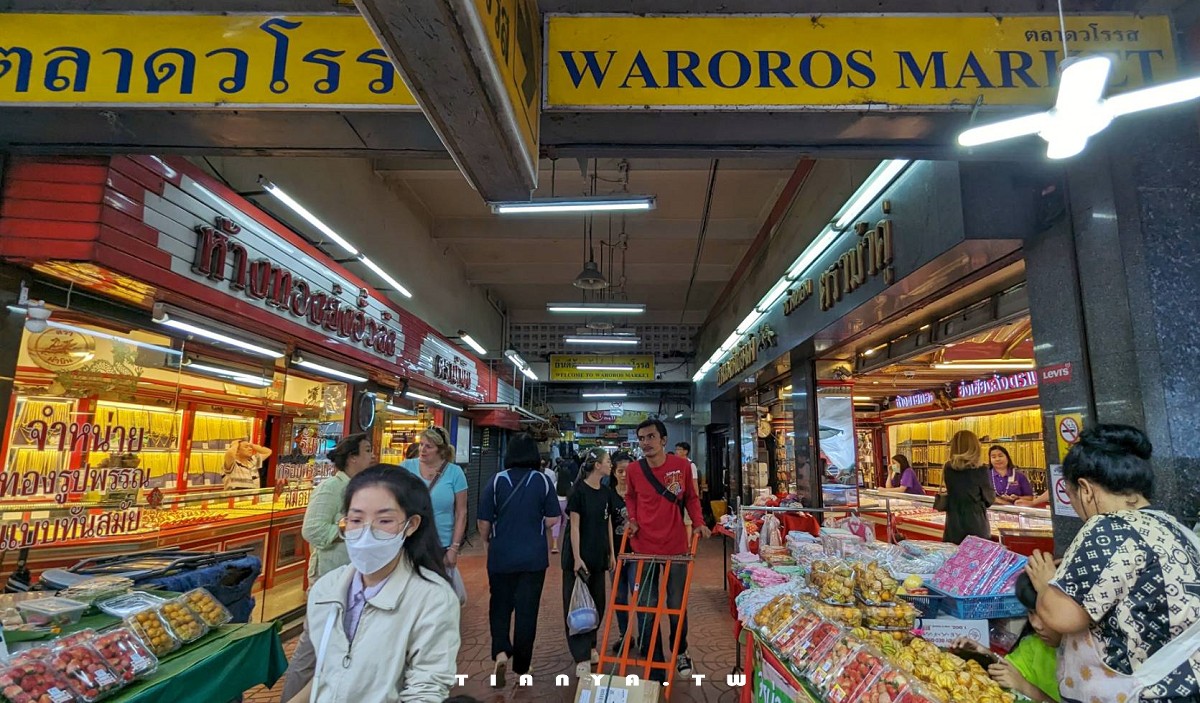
[550,354,655,382]
[471,0,542,176]
[545,15,1175,108]
[0,14,418,107]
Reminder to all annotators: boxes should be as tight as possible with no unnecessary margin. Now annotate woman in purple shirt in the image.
[989,445,1033,504]
[880,454,925,495]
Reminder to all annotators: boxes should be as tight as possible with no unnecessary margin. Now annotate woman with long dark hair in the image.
[286,466,459,703]
[562,447,617,676]
[940,430,995,544]
[988,445,1033,504]
[879,454,925,495]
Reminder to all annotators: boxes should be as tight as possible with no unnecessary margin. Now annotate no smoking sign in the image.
[1055,412,1084,461]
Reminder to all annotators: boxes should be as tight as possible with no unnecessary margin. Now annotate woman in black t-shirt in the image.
[562,447,616,676]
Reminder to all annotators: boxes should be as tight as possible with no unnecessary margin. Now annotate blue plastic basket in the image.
[927,585,1027,620]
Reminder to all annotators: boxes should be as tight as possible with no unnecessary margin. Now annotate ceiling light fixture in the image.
[564,335,640,346]
[673,411,685,419]
[8,307,180,356]
[576,364,634,371]
[490,195,656,215]
[153,307,283,359]
[504,349,539,381]
[958,55,1200,159]
[853,396,874,401]
[572,261,608,291]
[458,331,487,356]
[582,391,628,398]
[183,361,272,387]
[358,256,413,298]
[291,353,369,383]
[386,404,416,415]
[932,361,1036,370]
[546,302,646,314]
[404,390,465,412]
[259,178,359,256]
[834,160,911,230]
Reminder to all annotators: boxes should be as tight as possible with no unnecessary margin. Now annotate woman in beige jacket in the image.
[287,466,460,703]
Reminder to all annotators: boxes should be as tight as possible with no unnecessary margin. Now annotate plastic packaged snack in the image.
[752,594,796,629]
[90,627,158,682]
[57,578,132,607]
[9,648,54,667]
[811,601,863,627]
[863,601,919,631]
[16,599,89,627]
[789,621,842,665]
[54,630,97,650]
[47,644,122,701]
[157,599,207,643]
[96,593,165,619]
[896,680,947,703]
[807,637,861,690]
[772,609,821,654]
[125,609,180,658]
[811,560,855,605]
[181,588,232,628]
[854,561,901,605]
[0,657,76,703]
[824,646,888,700]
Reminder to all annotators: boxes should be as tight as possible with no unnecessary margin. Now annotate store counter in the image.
[858,489,1053,553]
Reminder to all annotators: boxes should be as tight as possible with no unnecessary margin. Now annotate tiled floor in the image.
[244,538,740,703]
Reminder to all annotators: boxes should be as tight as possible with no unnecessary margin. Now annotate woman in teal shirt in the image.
[401,426,468,569]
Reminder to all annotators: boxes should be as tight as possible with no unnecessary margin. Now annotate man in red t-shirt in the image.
[626,419,710,679]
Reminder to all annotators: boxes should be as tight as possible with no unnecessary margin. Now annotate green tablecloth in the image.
[109,623,286,703]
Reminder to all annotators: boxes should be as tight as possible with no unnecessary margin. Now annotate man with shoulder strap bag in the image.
[477,433,562,688]
[625,420,710,681]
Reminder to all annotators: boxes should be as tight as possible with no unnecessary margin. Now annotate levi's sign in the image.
[545,15,1175,109]
[192,215,401,359]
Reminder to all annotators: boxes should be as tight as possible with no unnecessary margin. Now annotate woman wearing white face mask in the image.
[1025,425,1200,703]
[286,466,460,703]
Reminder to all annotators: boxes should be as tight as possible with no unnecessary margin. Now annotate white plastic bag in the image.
[448,567,467,605]
[761,514,783,548]
[566,575,599,635]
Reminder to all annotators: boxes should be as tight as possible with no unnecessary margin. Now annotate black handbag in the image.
[933,481,949,512]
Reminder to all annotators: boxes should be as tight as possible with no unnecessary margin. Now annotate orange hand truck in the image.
[595,531,700,699]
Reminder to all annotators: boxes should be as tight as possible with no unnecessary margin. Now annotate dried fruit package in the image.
[90,628,158,682]
[807,636,861,690]
[863,601,919,631]
[47,644,122,702]
[812,560,855,605]
[124,609,180,658]
[0,657,76,703]
[157,599,208,643]
[181,588,232,628]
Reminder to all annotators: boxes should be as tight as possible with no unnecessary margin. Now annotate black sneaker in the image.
[676,654,693,679]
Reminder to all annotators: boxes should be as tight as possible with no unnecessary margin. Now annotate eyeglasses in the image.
[338,518,407,542]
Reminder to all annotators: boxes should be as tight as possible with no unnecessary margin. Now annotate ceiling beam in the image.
[354,0,541,201]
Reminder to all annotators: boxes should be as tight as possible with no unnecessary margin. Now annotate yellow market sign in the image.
[471,0,542,180]
[0,14,418,108]
[545,14,1175,109]
[550,354,655,382]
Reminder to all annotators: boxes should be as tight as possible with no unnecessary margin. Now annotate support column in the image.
[1026,109,1200,550]
[789,341,821,515]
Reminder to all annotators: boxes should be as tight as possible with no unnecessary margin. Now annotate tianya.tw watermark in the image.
[455,673,750,688]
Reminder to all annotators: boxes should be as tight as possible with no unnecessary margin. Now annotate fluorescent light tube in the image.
[834,160,910,230]
[582,391,627,398]
[295,358,369,383]
[1106,75,1200,117]
[564,336,640,345]
[260,179,359,256]
[156,317,283,359]
[692,368,708,382]
[673,411,685,419]
[7,308,180,356]
[546,302,646,314]
[458,331,487,355]
[933,362,1035,370]
[853,396,873,401]
[958,112,1052,147]
[755,278,791,312]
[405,390,465,412]
[491,196,656,215]
[787,227,840,280]
[185,362,271,387]
[359,255,413,298]
[576,364,634,371]
[386,404,416,415]
[735,310,763,335]
[520,366,538,381]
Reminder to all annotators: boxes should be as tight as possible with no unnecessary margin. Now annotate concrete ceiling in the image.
[376,156,800,327]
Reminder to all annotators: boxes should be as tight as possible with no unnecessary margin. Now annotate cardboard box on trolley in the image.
[575,673,663,703]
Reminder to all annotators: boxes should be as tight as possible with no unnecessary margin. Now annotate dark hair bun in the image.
[1084,424,1152,461]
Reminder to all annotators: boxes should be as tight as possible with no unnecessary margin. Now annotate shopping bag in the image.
[449,566,467,605]
[567,574,599,635]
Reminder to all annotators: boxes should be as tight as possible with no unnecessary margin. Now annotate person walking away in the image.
[562,448,616,676]
[285,466,459,703]
[940,430,995,544]
[674,442,701,526]
[223,439,271,490]
[626,420,710,679]
[477,433,561,687]
[988,445,1034,504]
[551,457,575,553]
[280,433,374,702]
[402,427,468,598]
[609,451,633,653]
[1025,424,1200,703]
[879,454,925,495]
